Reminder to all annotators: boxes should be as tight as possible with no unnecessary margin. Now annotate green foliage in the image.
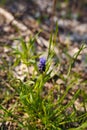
[0,32,87,130]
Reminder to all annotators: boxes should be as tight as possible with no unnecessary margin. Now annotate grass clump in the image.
[0,32,87,130]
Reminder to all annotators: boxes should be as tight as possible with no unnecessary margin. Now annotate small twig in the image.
[51,0,57,32]
[52,0,57,15]
[2,79,15,92]
[0,7,31,32]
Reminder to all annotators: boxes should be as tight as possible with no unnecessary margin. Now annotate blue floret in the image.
[38,57,46,72]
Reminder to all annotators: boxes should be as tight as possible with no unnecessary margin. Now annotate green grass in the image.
[0,31,87,130]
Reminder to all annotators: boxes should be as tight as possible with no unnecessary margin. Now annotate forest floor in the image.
[0,0,87,129]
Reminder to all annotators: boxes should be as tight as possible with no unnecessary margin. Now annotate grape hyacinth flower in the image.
[38,57,46,73]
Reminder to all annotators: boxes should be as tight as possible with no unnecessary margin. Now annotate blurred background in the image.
[0,0,87,44]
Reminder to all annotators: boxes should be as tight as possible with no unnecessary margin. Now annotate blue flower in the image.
[38,57,46,73]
